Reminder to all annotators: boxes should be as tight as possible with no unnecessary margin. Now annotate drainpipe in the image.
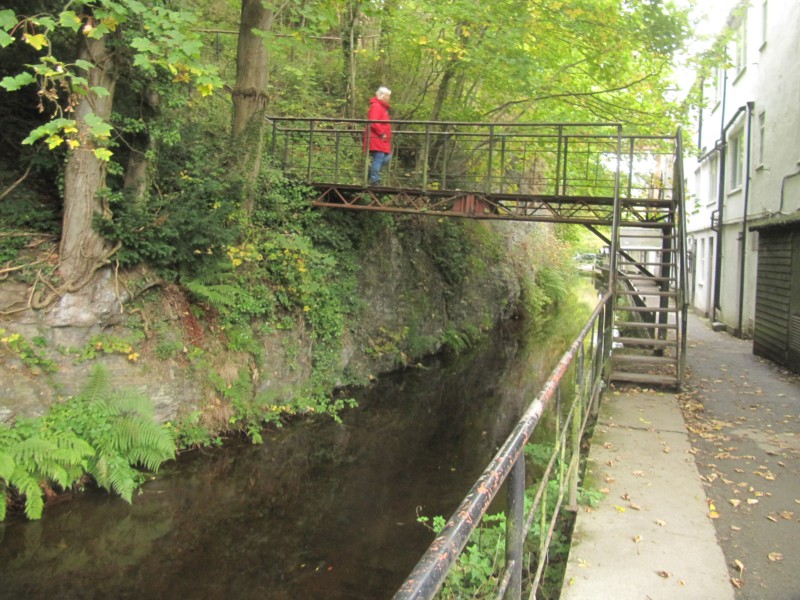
[712,82,751,328]
[711,72,728,324]
[779,169,800,214]
[737,101,755,337]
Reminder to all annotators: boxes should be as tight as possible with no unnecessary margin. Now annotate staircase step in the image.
[616,321,677,330]
[617,290,677,297]
[621,262,677,267]
[616,337,677,348]
[609,371,679,386]
[612,354,678,365]
[620,246,679,252]
[619,275,675,282]
[621,306,675,313]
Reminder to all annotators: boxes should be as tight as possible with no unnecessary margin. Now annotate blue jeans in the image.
[369,151,391,184]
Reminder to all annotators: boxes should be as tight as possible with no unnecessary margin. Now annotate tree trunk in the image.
[123,88,160,203]
[341,1,362,118]
[59,33,117,286]
[232,0,273,212]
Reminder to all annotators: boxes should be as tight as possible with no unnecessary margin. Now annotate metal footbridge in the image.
[268,117,689,390]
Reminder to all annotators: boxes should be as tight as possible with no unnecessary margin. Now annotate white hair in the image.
[376,86,392,98]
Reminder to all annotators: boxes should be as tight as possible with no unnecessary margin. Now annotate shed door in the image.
[790,231,800,372]
[753,230,792,367]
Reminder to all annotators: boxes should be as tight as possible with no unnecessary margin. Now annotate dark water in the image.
[0,294,592,600]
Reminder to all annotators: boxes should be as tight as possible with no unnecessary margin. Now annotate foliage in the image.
[0,328,58,373]
[0,365,175,521]
[417,437,606,599]
[0,1,221,160]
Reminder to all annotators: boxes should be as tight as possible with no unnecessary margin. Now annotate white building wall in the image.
[685,0,800,336]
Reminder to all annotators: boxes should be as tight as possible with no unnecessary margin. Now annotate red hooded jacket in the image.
[363,96,392,153]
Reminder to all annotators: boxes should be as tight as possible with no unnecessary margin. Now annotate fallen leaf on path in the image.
[768,552,783,562]
[780,511,794,520]
[767,515,778,523]
[657,570,671,578]
[629,502,642,511]
[729,499,741,508]
[747,498,759,505]
[614,505,627,513]
[655,519,667,527]
[734,559,745,574]
[731,577,745,589]
[731,525,741,531]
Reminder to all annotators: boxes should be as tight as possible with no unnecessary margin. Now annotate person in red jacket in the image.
[363,86,392,185]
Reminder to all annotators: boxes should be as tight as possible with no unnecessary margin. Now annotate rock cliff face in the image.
[0,219,548,428]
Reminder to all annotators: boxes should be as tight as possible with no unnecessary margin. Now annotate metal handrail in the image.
[394,292,613,600]
[673,128,689,388]
[266,117,672,203]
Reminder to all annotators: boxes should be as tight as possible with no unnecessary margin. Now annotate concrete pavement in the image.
[561,313,800,599]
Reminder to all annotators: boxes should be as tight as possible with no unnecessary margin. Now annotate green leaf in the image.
[93,148,113,161]
[58,10,82,31]
[0,72,35,91]
[0,9,18,31]
[90,86,111,97]
[84,113,113,138]
[0,29,14,48]
[74,59,95,71]
[130,36,156,53]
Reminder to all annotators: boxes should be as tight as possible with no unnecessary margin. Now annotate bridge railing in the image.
[267,118,680,200]
[394,291,614,600]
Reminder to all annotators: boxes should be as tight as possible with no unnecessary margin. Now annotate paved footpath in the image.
[560,313,800,600]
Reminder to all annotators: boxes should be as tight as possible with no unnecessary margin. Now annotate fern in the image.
[181,276,239,308]
[1,365,176,521]
[48,365,176,503]
[0,420,94,520]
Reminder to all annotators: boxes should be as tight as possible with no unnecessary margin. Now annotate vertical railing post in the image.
[270,119,278,165]
[627,137,635,199]
[441,131,449,190]
[423,123,431,191]
[334,129,341,182]
[363,120,371,185]
[561,136,569,195]
[306,119,316,182]
[554,126,563,195]
[568,345,585,509]
[505,457,525,600]
[486,125,495,193]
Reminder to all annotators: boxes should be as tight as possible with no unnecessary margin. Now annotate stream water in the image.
[0,291,593,600]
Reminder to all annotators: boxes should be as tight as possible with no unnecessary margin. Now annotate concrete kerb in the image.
[560,388,734,600]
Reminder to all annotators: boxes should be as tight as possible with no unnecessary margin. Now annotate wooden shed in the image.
[750,215,800,373]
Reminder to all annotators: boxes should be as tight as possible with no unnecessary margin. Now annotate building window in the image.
[730,130,744,189]
[758,111,766,167]
[698,238,706,285]
[713,66,723,107]
[734,15,748,75]
[760,0,768,49]
[708,153,718,203]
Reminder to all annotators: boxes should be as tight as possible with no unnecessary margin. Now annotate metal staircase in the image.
[608,132,688,390]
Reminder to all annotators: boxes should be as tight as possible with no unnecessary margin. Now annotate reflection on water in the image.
[0,291,593,600]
